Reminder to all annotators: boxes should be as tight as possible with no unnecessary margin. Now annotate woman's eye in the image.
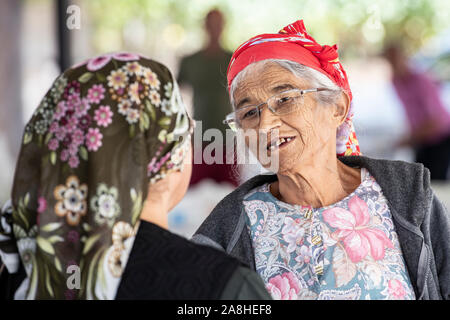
[243,109,258,119]
[277,97,292,105]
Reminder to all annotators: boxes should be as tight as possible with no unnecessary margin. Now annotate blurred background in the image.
[1,0,450,237]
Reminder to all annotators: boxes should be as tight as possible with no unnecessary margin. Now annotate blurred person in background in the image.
[193,20,450,300]
[384,43,450,180]
[0,53,271,300]
[178,9,238,187]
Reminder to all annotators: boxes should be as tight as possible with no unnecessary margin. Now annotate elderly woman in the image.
[0,53,271,300]
[193,20,450,300]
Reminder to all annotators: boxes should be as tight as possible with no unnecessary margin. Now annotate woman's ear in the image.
[333,91,350,126]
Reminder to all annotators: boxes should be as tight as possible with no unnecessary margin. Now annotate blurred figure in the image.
[178,9,238,186]
[385,43,450,180]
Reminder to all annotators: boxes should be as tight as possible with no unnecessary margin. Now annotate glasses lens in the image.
[269,90,303,115]
[236,107,259,129]
[227,121,237,132]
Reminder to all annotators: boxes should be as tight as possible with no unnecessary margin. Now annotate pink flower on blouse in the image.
[266,272,301,300]
[388,279,407,300]
[282,220,305,253]
[322,195,394,263]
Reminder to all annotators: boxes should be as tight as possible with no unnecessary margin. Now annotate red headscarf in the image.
[227,20,361,156]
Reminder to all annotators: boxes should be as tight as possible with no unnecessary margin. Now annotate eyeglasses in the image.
[223,88,332,131]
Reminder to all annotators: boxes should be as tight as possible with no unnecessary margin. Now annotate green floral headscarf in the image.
[3,52,193,299]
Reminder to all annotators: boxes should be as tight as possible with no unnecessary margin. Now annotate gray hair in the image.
[229,59,343,108]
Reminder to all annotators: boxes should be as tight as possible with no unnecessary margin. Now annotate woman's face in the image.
[233,62,344,173]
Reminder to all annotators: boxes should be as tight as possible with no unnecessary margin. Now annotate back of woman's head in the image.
[8,52,193,299]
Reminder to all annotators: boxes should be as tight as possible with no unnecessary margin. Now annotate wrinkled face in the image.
[233,62,342,173]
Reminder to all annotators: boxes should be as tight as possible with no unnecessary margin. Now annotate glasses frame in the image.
[223,87,333,131]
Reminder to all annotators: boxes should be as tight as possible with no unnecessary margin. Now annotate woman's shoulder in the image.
[133,220,241,267]
[341,155,435,226]
[116,220,242,299]
[340,156,430,187]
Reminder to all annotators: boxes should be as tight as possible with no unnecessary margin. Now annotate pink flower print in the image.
[37,197,47,214]
[65,116,78,133]
[281,217,299,235]
[322,195,394,263]
[54,101,67,121]
[294,245,311,264]
[68,155,80,168]
[71,129,84,146]
[266,272,301,300]
[79,115,91,130]
[60,149,70,161]
[283,227,305,253]
[66,93,81,111]
[147,152,171,175]
[281,217,305,253]
[87,84,105,104]
[48,138,59,151]
[75,98,91,117]
[60,120,75,138]
[55,126,66,141]
[63,81,81,99]
[147,157,157,175]
[62,135,73,148]
[49,122,60,134]
[388,279,407,300]
[94,105,113,127]
[86,128,103,151]
[112,52,140,61]
[86,54,112,71]
[68,143,79,156]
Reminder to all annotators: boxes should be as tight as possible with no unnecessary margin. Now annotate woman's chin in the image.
[259,154,302,174]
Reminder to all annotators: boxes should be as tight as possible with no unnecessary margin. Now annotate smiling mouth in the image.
[267,136,296,151]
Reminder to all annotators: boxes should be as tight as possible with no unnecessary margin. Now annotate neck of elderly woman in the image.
[271,144,360,209]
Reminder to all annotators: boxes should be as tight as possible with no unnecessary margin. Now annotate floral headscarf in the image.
[0,52,193,299]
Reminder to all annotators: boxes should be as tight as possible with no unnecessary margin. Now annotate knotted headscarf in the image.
[227,20,361,156]
[0,53,193,299]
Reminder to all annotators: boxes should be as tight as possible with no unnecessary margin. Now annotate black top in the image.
[116,220,271,300]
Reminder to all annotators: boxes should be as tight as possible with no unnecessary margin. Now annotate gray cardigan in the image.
[192,156,450,300]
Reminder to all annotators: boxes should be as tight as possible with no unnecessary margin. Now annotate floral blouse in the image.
[243,168,416,300]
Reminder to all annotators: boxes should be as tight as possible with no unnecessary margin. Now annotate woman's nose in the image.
[258,106,280,131]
